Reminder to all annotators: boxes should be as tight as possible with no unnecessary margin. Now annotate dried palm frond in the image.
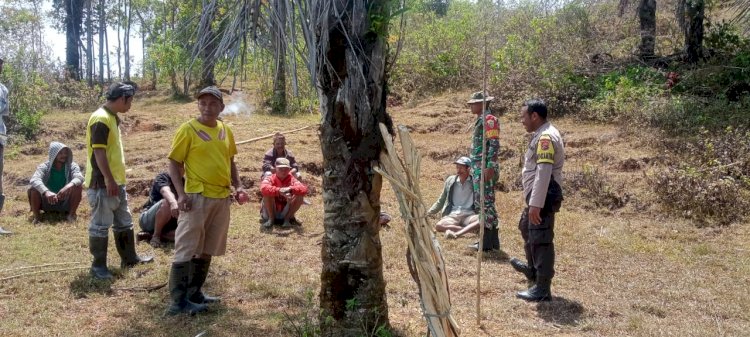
[375,123,460,337]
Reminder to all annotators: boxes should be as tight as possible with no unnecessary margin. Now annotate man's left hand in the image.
[528,206,542,225]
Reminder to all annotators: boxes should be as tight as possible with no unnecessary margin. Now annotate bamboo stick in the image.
[0,267,88,282]
[235,124,314,145]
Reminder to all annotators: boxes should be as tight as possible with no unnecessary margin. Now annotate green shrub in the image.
[564,164,629,210]
[650,167,750,226]
[1,60,47,140]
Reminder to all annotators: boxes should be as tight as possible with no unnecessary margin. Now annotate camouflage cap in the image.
[106,82,137,100]
[196,86,223,103]
[467,91,494,104]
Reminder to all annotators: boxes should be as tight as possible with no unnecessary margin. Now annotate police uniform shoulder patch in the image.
[484,114,499,139]
[536,134,554,164]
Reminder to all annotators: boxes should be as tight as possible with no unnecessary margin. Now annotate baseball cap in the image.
[467,91,494,104]
[454,156,471,167]
[106,82,137,100]
[196,86,223,103]
[275,158,291,168]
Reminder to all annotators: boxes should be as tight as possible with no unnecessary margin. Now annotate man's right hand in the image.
[44,191,58,205]
[177,194,192,212]
[105,178,119,197]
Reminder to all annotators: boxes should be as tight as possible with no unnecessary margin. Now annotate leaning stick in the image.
[0,267,88,282]
[235,125,315,145]
[0,262,82,274]
[476,35,489,326]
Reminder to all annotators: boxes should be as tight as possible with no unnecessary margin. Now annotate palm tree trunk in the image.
[314,1,394,335]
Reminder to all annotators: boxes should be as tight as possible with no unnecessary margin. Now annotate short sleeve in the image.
[90,121,110,148]
[168,123,191,163]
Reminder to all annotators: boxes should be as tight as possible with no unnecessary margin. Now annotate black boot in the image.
[188,258,221,304]
[114,229,154,268]
[485,227,500,251]
[516,278,551,302]
[166,262,208,316]
[467,228,500,252]
[89,236,113,279]
[510,257,535,282]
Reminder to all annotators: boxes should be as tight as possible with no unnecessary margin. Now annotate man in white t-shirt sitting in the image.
[427,156,480,239]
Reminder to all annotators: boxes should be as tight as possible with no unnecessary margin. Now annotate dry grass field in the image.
[0,90,748,337]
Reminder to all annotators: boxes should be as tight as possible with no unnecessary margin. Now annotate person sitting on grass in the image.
[261,133,301,179]
[137,170,182,248]
[260,158,308,228]
[28,141,83,223]
[427,156,480,239]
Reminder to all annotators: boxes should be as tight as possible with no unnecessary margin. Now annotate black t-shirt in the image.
[142,172,178,210]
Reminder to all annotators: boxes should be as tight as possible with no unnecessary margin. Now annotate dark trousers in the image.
[518,207,555,280]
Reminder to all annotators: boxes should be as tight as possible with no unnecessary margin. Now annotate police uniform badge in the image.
[536,134,554,164]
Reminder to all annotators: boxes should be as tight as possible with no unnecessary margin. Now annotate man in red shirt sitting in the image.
[260,158,308,228]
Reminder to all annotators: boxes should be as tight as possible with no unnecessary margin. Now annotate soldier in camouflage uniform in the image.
[466,91,501,252]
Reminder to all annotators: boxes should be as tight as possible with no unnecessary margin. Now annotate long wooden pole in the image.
[235,124,314,145]
[476,35,489,326]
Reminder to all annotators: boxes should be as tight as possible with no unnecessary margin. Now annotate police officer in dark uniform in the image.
[511,99,565,301]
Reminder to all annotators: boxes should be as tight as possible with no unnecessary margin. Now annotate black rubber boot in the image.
[516,278,551,302]
[510,257,535,282]
[468,228,500,251]
[114,229,154,268]
[166,262,208,316]
[89,236,113,280]
[188,258,221,304]
[485,227,500,251]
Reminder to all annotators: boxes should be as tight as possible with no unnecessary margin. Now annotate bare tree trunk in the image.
[199,0,219,88]
[86,0,94,86]
[271,0,287,114]
[105,25,111,82]
[116,0,122,79]
[124,0,131,81]
[99,0,105,84]
[638,0,656,60]
[684,0,704,63]
[65,0,84,80]
[314,1,393,335]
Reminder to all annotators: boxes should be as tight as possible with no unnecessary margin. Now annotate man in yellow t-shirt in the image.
[85,82,153,280]
[165,86,246,316]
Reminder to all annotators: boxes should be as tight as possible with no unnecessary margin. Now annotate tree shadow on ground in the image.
[536,296,585,326]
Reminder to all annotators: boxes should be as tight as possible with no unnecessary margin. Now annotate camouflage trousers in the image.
[472,166,498,229]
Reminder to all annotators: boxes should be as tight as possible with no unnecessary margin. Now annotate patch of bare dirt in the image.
[617,158,645,171]
[239,176,255,189]
[300,161,324,176]
[566,137,597,148]
[126,178,152,197]
[427,147,465,162]
[125,119,167,133]
[21,147,45,156]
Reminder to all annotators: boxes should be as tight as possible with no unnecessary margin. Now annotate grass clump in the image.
[564,164,629,211]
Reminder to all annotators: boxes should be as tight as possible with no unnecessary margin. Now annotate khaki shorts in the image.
[436,212,479,228]
[173,193,231,263]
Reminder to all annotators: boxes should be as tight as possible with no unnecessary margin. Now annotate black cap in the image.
[106,82,136,100]
[196,86,223,103]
